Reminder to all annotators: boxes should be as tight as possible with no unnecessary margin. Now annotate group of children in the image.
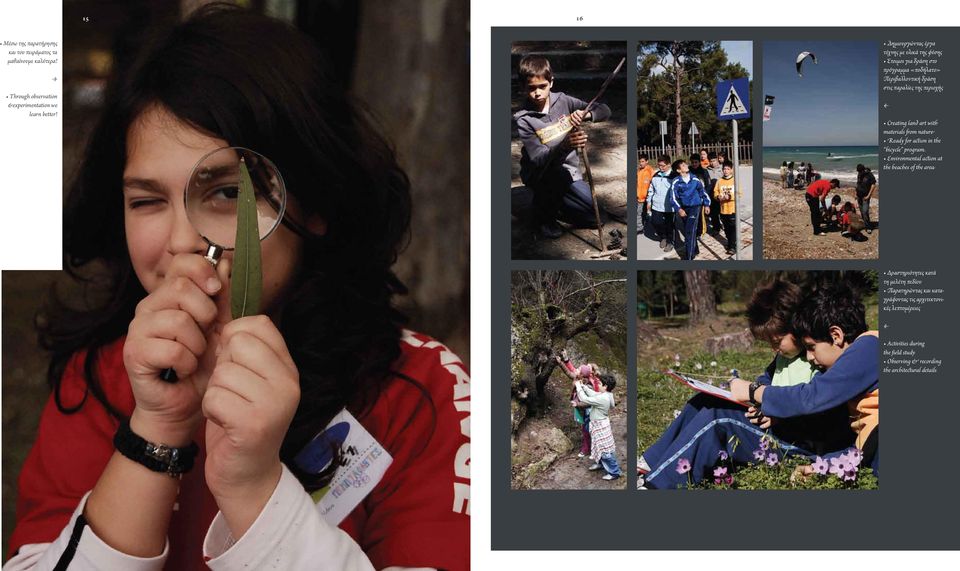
[805,177,872,241]
[779,161,819,190]
[637,151,739,260]
[639,277,879,489]
[556,352,622,481]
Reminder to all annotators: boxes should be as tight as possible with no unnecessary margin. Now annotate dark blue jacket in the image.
[669,175,711,209]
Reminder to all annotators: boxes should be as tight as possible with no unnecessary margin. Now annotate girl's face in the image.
[771,333,802,359]
[122,105,305,319]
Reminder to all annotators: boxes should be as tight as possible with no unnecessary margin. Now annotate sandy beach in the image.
[762,173,879,260]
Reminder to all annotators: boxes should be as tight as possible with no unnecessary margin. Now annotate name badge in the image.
[293,409,393,525]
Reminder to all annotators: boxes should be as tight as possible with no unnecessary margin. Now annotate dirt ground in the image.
[762,177,879,260]
[510,86,629,261]
[512,371,628,490]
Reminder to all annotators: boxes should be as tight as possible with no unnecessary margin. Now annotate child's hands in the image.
[678,208,687,218]
[565,129,587,151]
[704,206,711,215]
[729,378,751,403]
[123,254,225,445]
[202,315,300,534]
[569,109,588,128]
[746,406,775,429]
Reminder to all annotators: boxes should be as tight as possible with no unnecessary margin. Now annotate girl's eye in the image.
[128,198,163,209]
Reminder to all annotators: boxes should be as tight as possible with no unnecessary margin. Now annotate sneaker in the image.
[588,463,602,471]
[637,456,651,474]
[577,452,585,458]
[602,474,619,480]
[664,242,674,253]
[725,248,736,255]
[539,221,563,239]
[637,476,647,490]
[659,239,668,249]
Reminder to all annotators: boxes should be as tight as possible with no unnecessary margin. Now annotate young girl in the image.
[555,351,601,458]
[7,6,468,570]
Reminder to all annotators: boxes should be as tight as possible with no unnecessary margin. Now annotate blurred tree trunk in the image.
[684,270,716,324]
[352,0,469,363]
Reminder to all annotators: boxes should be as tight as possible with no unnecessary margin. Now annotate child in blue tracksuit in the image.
[669,159,711,260]
[646,155,676,252]
[642,280,865,489]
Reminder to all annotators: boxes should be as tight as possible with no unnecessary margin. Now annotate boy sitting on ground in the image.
[840,202,866,241]
[640,279,852,489]
[731,283,879,479]
[513,54,611,239]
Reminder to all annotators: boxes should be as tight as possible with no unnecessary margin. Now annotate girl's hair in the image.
[746,279,805,344]
[41,4,414,490]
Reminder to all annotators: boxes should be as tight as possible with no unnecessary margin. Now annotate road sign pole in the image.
[733,119,740,261]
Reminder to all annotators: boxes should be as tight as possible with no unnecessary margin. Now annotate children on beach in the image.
[805,178,840,236]
[514,54,611,239]
[840,202,867,241]
[575,375,622,480]
[780,161,789,189]
[855,163,877,233]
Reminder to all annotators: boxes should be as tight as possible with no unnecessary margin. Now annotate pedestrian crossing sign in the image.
[716,78,750,120]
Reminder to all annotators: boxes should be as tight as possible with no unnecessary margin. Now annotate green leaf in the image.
[231,157,262,319]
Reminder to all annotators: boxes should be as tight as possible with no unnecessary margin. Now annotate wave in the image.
[762,167,879,184]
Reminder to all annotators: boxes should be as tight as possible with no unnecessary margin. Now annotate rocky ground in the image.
[762,176,879,260]
[511,364,628,490]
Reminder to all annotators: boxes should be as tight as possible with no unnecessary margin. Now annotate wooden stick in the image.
[577,137,604,251]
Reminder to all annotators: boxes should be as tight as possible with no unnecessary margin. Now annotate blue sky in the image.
[721,41,752,77]
[763,41,878,146]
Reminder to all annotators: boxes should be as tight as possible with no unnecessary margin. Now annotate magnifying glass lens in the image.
[185,147,286,251]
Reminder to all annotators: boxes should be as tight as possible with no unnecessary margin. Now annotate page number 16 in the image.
[576,16,583,21]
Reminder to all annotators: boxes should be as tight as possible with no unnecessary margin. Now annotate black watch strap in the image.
[113,420,198,477]
[748,381,761,406]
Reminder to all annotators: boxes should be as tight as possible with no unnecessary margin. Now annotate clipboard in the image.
[663,369,747,407]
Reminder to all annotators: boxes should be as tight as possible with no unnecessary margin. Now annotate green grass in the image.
[638,345,773,452]
[638,302,880,490]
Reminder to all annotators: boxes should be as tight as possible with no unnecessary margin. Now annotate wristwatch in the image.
[114,420,199,477]
[748,381,761,406]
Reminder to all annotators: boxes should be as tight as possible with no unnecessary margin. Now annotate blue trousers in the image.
[643,394,868,489]
[643,394,813,489]
[679,206,702,260]
[600,452,622,477]
[532,170,595,228]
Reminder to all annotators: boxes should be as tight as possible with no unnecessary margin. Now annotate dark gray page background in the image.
[493,27,958,549]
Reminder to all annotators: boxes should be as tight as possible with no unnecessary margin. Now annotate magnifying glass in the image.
[186,146,287,264]
[160,146,286,382]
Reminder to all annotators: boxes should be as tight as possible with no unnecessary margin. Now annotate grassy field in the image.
[637,300,879,489]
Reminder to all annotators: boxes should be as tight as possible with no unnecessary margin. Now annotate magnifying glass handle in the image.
[160,245,225,383]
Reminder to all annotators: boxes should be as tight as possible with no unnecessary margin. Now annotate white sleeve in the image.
[203,464,375,571]
[2,492,167,571]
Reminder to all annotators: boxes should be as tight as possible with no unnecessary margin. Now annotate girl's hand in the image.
[123,254,225,445]
[202,315,301,537]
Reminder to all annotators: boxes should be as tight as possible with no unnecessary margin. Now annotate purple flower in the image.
[845,448,863,466]
[753,449,766,462]
[811,457,829,475]
[676,458,691,474]
[766,452,779,467]
[829,456,848,476]
[843,467,858,482]
[724,474,734,485]
[759,438,770,451]
[718,451,729,461]
[713,466,728,478]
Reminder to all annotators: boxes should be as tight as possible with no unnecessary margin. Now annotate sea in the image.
[763,146,879,184]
